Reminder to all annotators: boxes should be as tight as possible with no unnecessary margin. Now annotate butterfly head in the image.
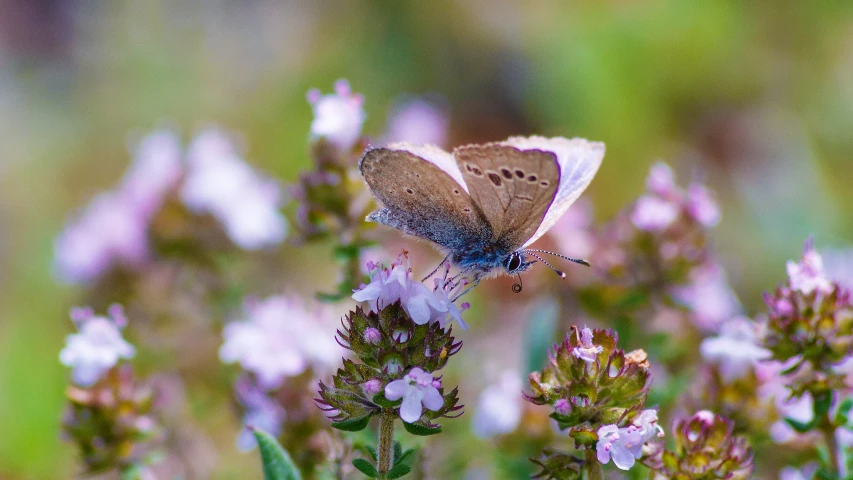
[504,251,536,274]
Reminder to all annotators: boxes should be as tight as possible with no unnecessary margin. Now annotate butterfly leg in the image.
[451,270,485,302]
[422,254,451,282]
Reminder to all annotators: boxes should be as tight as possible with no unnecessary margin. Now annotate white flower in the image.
[307,79,365,152]
[59,305,135,386]
[596,409,663,470]
[700,316,771,383]
[219,295,343,389]
[181,128,287,250]
[472,371,522,438]
[787,243,833,295]
[631,195,679,231]
[384,367,444,423]
[572,327,602,362]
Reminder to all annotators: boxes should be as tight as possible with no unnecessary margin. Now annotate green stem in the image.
[377,412,396,478]
[822,416,840,474]
[584,449,603,480]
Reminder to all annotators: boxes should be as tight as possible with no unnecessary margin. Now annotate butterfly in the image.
[358,136,604,292]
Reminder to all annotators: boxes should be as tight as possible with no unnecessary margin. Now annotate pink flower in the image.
[352,254,468,329]
[596,409,664,470]
[307,79,365,153]
[120,130,183,217]
[59,305,135,387]
[631,195,679,231]
[384,367,444,423]
[235,379,285,451]
[383,97,449,147]
[181,128,287,250]
[686,183,720,227]
[572,327,603,362]
[219,295,343,389]
[54,191,150,283]
[700,316,771,383]
[472,371,522,438]
[786,240,832,295]
[672,264,741,331]
[645,162,678,197]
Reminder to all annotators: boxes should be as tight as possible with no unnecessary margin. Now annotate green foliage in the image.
[252,427,302,480]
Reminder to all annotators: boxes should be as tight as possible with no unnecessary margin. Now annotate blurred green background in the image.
[1,1,852,478]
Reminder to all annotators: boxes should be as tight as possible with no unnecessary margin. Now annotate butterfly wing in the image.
[359,146,490,253]
[508,137,604,247]
[453,144,560,250]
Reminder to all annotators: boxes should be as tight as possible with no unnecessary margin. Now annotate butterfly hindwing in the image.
[360,147,490,252]
[453,144,560,250]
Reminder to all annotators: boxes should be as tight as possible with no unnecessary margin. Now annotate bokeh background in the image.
[1,1,852,478]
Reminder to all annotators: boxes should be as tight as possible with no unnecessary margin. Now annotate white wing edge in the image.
[500,136,605,248]
[385,142,469,193]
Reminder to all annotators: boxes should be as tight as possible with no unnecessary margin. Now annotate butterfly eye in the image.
[506,252,522,272]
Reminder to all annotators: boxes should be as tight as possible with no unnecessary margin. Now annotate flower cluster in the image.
[219,295,343,390]
[641,410,754,479]
[59,306,163,476]
[316,301,462,432]
[181,128,287,250]
[54,130,182,283]
[60,305,135,387]
[55,127,287,285]
[762,239,853,396]
[526,327,659,476]
[353,252,469,329]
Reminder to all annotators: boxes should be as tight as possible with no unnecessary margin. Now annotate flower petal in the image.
[384,379,408,400]
[421,386,444,411]
[400,393,424,423]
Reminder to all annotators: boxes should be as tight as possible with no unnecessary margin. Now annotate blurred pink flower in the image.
[645,162,678,198]
[786,240,832,295]
[383,97,449,147]
[672,264,741,331]
[307,79,365,153]
[686,183,720,227]
[59,304,135,387]
[631,195,679,231]
[821,248,853,289]
[472,371,522,438]
[700,316,770,383]
[235,378,285,451]
[121,130,183,217]
[54,191,150,283]
[757,361,814,443]
[54,130,182,283]
[384,367,444,423]
[181,128,287,250]
[219,295,343,390]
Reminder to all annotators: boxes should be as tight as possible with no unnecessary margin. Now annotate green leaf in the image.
[386,463,412,479]
[784,417,814,433]
[365,444,378,462]
[393,442,402,462]
[352,458,378,477]
[814,391,833,418]
[332,415,373,432]
[835,397,853,425]
[373,394,403,408]
[394,448,415,467]
[402,422,442,436]
[252,427,302,480]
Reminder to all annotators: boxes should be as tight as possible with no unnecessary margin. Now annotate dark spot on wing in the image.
[501,168,513,179]
[527,175,538,182]
[405,188,414,194]
[464,207,471,213]
[487,173,502,186]
[515,170,525,178]
[466,164,472,172]
[453,189,460,195]
[472,166,483,176]
[540,181,549,187]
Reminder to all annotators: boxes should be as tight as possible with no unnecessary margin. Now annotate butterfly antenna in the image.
[525,252,567,279]
[523,249,591,267]
[512,274,523,293]
[422,255,451,282]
